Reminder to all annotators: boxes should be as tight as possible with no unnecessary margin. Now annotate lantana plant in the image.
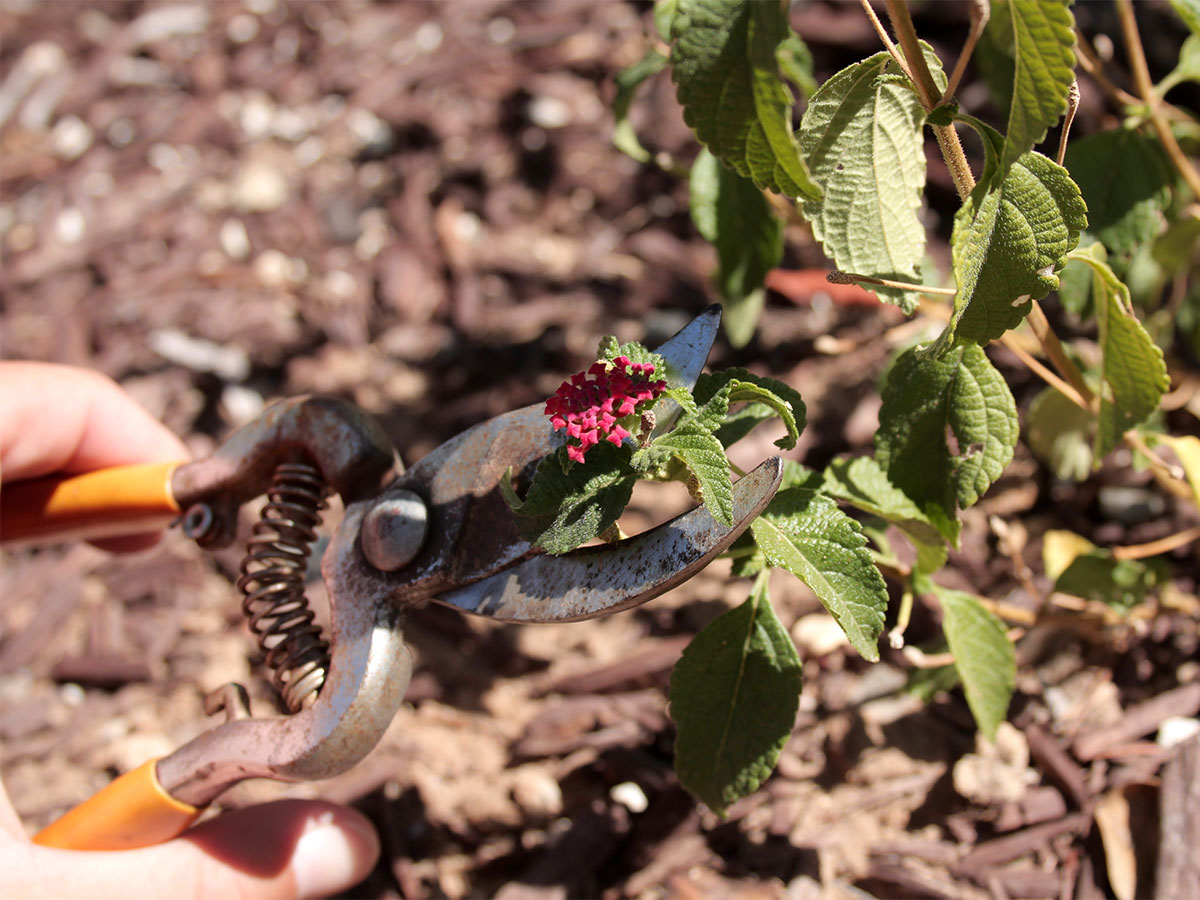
[502,333,895,813]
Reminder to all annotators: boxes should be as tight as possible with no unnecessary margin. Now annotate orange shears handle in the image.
[33,759,202,850]
[0,460,184,544]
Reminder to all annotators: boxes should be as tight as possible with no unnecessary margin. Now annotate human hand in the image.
[0,362,380,898]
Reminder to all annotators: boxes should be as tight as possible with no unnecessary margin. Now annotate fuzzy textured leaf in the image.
[1000,0,1077,175]
[690,148,784,347]
[693,368,805,450]
[938,589,1015,740]
[1068,247,1170,459]
[652,422,734,525]
[797,47,943,310]
[822,455,947,573]
[876,345,1018,542]
[501,444,636,555]
[940,118,1087,348]
[751,488,887,661]
[671,0,821,199]
[670,574,802,814]
[1064,128,1171,257]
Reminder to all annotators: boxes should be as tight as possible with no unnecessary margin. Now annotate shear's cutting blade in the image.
[435,457,782,622]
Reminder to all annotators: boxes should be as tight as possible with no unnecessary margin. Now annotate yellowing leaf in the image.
[1042,529,1096,580]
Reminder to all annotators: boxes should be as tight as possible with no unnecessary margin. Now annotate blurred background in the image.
[2,2,1197,898]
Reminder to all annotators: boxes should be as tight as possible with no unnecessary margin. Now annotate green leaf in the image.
[1064,127,1171,258]
[821,455,948,573]
[689,148,784,348]
[652,422,734,525]
[938,589,1015,740]
[1024,386,1094,481]
[1158,33,1200,95]
[751,488,887,661]
[501,443,636,555]
[655,0,680,41]
[1056,253,1094,318]
[1067,246,1171,459]
[693,368,806,450]
[1055,551,1167,612]
[613,48,670,164]
[797,46,944,311]
[777,31,816,100]
[976,0,1016,114]
[670,0,822,199]
[1151,208,1200,271]
[939,118,1087,348]
[670,572,802,814]
[999,0,1078,175]
[1170,0,1200,35]
[876,345,1018,542]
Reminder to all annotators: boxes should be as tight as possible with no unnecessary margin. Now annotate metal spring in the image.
[236,460,331,713]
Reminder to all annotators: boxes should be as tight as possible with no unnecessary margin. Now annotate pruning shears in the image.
[0,307,783,851]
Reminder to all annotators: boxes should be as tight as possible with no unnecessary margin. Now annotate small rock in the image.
[219,218,251,260]
[952,722,1037,806]
[54,207,85,244]
[792,613,850,657]
[51,114,92,159]
[610,781,649,813]
[233,160,289,212]
[149,328,251,381]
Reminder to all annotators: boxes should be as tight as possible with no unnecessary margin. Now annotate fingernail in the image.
[291,811,378,899]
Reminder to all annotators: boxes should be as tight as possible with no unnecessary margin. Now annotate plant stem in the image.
[830,270,957,296]
[859,0,913,83]
[1057,81,1080,166]
[1115,0,1200,199]
[998,330,1089,411]
[887,588,914,649]
[883,0,976,200]
[1026,301,1094,408]
[941,0,990,104]
[1111,525,1200,561]
[1122,430,1194,500]
[1074,31,1142,109]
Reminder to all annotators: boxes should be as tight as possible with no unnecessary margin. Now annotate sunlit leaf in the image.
[938,589,1015,740]
[671,0,821,199]
[752,488,887,661]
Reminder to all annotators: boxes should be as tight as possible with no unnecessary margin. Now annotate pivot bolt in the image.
[361,490,428,572]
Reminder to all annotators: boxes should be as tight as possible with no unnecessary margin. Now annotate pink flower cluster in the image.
[545,356,667,463]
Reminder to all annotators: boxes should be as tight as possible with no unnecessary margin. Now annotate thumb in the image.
[16,800,379,900]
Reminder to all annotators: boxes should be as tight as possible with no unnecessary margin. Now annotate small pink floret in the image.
[543,355,667,463]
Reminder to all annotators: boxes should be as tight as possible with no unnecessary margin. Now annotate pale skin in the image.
[0,362,379,899]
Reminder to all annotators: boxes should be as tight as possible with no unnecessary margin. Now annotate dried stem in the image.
[859,0,913,83]
[1026,302,1095,407]
[942,0,990,104]
[1074,31,1142,109]
[1111,526,1200,561]
[830,270,957,296]
[1115,0,1200,199]
[1057,81,1080,166]
[1122,431,1194,501]
[998,329,1089,411]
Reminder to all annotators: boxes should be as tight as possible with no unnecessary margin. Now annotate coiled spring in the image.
[236,460,331,713]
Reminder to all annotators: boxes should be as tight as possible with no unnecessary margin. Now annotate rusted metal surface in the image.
[156,501,411,807]
[170,396,397,547]
[151,305,780,807]
[436,458,782,622]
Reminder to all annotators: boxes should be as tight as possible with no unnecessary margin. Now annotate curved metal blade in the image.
[385,304,725,602]
[434,457,782,622]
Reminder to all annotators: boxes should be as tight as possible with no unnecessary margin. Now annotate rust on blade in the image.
[433,457,782,622]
